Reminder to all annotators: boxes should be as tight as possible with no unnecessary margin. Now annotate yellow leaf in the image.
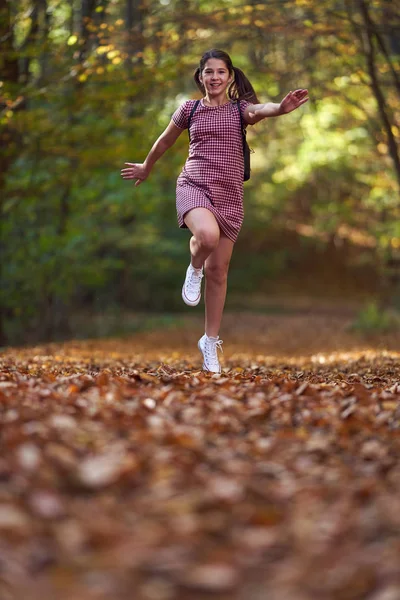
[107,50,119,59]
[97,45,110,55]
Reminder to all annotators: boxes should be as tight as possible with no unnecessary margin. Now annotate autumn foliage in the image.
[1,313,399,599]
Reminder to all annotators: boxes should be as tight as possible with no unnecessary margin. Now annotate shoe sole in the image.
[182,285,201,307]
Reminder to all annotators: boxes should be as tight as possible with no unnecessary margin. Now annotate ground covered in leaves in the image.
[1,312,400,600]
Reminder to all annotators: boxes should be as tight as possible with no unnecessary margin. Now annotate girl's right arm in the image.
[121,121,184,186]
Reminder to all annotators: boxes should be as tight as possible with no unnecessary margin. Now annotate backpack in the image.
[187,99,252,182]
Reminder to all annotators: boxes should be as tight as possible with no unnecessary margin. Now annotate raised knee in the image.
[205,262,229,285]
[197,229,219,252]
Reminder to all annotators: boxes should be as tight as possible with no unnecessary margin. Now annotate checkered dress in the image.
[172,98,251,243]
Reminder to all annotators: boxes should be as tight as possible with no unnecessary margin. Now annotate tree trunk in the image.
[351,0,400,309]
[125,0,144,116]
[357,0,400,192]
[79,0,97,64]
[37,0,51,85]
[0,0,21,345]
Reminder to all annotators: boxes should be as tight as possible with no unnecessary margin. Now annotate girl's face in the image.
[200,58,232,97]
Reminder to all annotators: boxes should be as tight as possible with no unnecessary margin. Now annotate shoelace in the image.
[204,337,223,370]
[186,268,203,294]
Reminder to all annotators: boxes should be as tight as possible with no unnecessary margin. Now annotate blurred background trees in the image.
[1,0,399,345]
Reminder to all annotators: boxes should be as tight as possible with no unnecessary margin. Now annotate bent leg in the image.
[204,234,234,337]
[184,208,220,269]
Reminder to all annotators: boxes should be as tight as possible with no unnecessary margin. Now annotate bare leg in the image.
[204,234,234,338]
[184,208,220,269]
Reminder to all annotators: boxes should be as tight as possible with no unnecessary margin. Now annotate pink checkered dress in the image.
[172,98,251,243]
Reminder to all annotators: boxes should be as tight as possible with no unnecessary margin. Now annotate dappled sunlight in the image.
[6,312,399,379]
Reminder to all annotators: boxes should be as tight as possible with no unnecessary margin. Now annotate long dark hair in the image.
[194,49,259,104]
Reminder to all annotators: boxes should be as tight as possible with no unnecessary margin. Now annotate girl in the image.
[121,49,308,374]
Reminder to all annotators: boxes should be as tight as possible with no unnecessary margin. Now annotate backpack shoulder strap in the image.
[237,100,247,155]
[188,100,200,142]
[237,99,245,132]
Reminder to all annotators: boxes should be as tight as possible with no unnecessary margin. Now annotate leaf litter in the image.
[0,312,400,600]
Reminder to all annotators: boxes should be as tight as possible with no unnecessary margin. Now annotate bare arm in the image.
[121,121,184,186]
[244,89,309,125]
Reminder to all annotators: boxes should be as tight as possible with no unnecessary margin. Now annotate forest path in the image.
[1,312,399,600]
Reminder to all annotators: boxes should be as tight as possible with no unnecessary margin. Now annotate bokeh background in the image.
[1,0,399,346]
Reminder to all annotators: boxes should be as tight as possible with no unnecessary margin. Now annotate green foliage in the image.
[350,302,400,334]
[1,0,399,344]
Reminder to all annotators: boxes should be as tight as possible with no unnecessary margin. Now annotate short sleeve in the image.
[172,101,189,130]
[239,99,252,127]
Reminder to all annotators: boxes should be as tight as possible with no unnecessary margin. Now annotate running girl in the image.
[121,49,308,373]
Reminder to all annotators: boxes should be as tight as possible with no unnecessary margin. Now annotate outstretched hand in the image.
[120,163,149,187]
[280,89,309,114]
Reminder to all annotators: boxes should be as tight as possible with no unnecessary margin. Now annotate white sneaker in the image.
[182,264,203,306]
[198,334,223,373]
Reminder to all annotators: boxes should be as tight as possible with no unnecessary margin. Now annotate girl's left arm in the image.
[244,89,309,125]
